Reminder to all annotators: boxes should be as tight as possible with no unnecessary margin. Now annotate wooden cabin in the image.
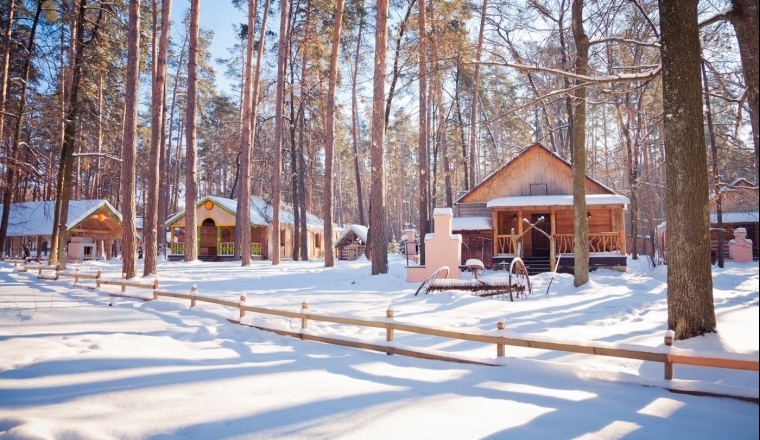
[0,200,123,262]
[710,179,759,260]
[335,224,367,260]
[453,143,629,273]
[165,195,333,261]
[657,178,758,263]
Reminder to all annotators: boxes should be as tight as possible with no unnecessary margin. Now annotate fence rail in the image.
[144,286,758,386]
[25,265,759,398]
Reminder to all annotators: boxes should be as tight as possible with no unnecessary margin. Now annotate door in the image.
[200,219,217,256]
[531,213,551,257]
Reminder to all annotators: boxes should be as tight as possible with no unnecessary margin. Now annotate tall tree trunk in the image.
[184,0,200,262]
[236,0,257,265]
[469,0,487,191]
[428,0,451,208]
[121,0,141,278]
[702,57,724,268]
[416,0,429,265]
[0,0,14,170]
[272,0,290,265]
[729,0,759,171]
[323,0,346,267]
[659,0,716,339]
[53,0,92,270]
[0,0,40,255]
[571,0,589,287]
[350,0,366,226]
[144,0,173,275]
[369,0,389,274]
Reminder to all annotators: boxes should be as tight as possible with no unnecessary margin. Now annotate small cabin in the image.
[165,195,333,261]
[710,178,758,260]
[0,200,123,262]
[657,178,759,263]
[335,224,367,260]
[454,143,629,274]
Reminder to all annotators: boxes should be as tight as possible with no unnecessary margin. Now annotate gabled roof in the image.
[0,200,122,237]
[335,224,368,246]
[165,195,324,229]
[455,143,618,204]
[487,194,629,208]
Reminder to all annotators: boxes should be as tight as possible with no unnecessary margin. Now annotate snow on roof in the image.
[335,224,368,245]
[452,216,493,231]
[487,194,629,208]
[166,195,324,229]
[0,200,120,237]
[710,212,759,223]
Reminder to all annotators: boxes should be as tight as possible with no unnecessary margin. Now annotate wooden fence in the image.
[24,266,760,399]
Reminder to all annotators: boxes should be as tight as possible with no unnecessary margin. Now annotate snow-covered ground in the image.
[0,254,757,439]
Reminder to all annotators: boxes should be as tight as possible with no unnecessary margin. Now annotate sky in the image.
[0,254,757,439]
[171,0,245,94]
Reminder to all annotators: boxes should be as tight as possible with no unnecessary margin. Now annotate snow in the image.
[452,216,493,231]
[0,255,757,439]
[0,200,119,238]
[710,211,759,223]
[487,194,630,208]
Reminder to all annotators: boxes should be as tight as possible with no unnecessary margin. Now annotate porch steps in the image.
[521,257,551,275]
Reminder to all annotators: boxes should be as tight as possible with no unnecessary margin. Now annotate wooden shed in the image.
[335,224,367,260]
[0,199,123,262]
[165,195,333,261]
[454,143,629,273]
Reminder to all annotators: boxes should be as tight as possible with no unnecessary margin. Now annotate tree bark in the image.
[659,0,716,339]
[184,0,201,262]
[469,0,487,191]
[120,0,141,278]
[729,0,759,171]
[350,0,366,226]
[416,0,429,265]
[272,0,290,265]
[144,0,173,275]
[236,0,257,266]
[323,0,346,267]
[0,0,38,255]
[571,0,589,287]
[369,0,389,274]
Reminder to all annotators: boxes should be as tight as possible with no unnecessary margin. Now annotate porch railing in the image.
[169,242,263,257]
[495,234,519,255]
[554,233,623,254]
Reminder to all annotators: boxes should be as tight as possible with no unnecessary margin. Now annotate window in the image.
[530,184,547,196]
[315,233,322,249]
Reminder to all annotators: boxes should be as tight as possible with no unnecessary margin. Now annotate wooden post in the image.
[74,268,80,284]
[496,320,506,357]
[153,278,159,290]
[385,307,395,355]
[121,273,126,293]
[301,300,309,329]
[96,269,102,289]
[190,284,197,307]
[664,330,674,380]
[239,294,246,319]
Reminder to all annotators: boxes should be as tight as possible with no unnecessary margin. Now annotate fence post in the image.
[664,330,674,380]
[121,273,126,293]
[190,284,197,307]
[386,306,395,355]
[496,320,506,357]
[153,277,159,290]
[301,300,309,330]
[239,294,246,319]
[96,269,102,289]
[74,268,80,284]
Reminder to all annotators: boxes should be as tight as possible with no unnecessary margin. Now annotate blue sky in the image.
[171,0,246,94]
